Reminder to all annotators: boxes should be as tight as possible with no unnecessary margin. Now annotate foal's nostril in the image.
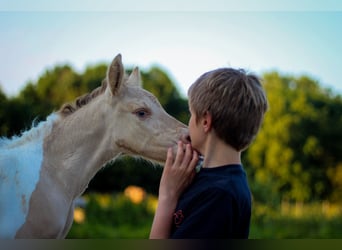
[180,134,191,144]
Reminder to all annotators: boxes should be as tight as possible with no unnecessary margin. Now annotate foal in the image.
[0,54,188,238]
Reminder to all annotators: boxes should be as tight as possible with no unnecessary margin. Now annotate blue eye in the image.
[137,110,146,117]
[133,108,150,119]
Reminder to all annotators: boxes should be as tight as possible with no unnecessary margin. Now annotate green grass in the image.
[68,222,151,239]
[250,201,342,238]
[67,192,342,239]
[67,192,155,239]
[250,215,342,238]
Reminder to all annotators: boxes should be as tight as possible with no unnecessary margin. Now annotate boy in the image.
[149,67,268,239]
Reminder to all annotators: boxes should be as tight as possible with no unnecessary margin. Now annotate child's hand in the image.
[158,141,199,203]
[150,141,198,238]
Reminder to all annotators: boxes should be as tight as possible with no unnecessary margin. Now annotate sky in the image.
[1,1,342,97]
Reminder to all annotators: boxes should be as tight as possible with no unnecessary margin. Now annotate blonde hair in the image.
[188,68,268,151]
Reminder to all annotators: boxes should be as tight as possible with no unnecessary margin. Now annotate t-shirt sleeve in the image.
[170,188,236,239]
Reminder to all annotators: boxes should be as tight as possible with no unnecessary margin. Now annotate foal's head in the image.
[59,54,189,163]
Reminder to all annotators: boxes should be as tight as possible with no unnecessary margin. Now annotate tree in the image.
[141,67,189,124]
[0,86,8,136]
[245,72,342,203]
[81,64,107,92]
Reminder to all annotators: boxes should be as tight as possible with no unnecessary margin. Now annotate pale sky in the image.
[1,1,342,97]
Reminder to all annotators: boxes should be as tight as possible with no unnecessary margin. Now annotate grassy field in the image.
[250,201,342,238]
[67,187,342,239]
[67,187,156,239]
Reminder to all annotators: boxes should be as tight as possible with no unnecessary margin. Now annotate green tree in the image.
[142,67,189,124]
[81,64,107,92]
[0,86,8,136]
[246,72,342,203]
[35,65,82,108]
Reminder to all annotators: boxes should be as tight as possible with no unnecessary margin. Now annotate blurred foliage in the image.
[67,190,157,238]
[141,67,189,124]
[245,72,342,203]
[0,62,342,204]
[87,157,162,195]
[250,200,342,238]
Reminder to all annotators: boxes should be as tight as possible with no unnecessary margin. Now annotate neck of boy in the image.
[202,135,241,168]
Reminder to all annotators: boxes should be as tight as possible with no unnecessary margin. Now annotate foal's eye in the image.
[133,108,150,120]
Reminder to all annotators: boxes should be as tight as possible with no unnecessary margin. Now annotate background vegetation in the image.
[1,62,341,238]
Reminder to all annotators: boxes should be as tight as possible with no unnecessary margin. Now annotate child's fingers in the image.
[182,143,193,167]
[184,150,197,173]
[165,147,174,169]
[188,150,199,172]
[174,141,185,166]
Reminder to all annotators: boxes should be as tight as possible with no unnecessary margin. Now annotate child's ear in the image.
[202,111,212,133]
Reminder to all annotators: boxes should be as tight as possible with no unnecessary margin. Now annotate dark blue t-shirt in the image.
[170,164,251,239]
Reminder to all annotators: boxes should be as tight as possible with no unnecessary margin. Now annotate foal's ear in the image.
[127,67,142,88]
[106,54,124,95]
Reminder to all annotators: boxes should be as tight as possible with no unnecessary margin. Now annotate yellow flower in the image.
[73,207,86,224]
[124,185,146,204]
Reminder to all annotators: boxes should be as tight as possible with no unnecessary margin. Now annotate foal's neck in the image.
[44,100,119,198]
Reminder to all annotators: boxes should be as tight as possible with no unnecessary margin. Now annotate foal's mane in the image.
[59,80,108,116]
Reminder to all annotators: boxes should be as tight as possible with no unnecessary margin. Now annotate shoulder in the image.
[192,173,251,208]
[192,186,234,208]
[197,164,250,192]
[179,165,251,207]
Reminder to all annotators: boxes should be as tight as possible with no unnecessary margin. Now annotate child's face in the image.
[188,104,204,155]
